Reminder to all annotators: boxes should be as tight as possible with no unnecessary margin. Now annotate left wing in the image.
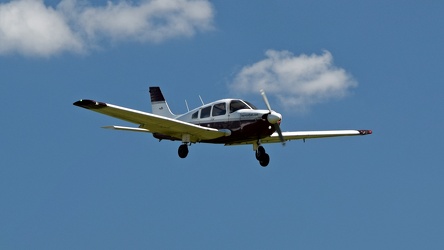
[73,99,227,142]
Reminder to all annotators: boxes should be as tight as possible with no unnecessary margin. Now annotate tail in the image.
[149,87,177,118]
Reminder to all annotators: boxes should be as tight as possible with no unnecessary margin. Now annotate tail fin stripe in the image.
[149,87,166,102]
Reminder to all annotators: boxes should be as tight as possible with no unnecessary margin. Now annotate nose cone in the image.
[267,111,282,124]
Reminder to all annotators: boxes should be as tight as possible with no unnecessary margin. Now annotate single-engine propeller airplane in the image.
[73,87,371,167]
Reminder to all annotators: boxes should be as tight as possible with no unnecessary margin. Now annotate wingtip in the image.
[358,130,372,135]
[73,99,107,109]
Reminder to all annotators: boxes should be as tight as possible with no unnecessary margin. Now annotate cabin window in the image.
[200,106,211,118]
[192,111,199,119]
[212,102,226,116]
[230,100,249,113]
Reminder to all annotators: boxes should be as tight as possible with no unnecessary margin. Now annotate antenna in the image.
[185,100,190,112]
[199,95,205,105]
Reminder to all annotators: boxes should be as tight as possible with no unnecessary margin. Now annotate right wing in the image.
[73,99,228,142]
[261,130,372,144]
[226,129,372,145]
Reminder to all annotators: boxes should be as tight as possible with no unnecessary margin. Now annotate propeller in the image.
[260,89,285,146]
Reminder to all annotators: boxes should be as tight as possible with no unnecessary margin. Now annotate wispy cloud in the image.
[229,50,358,112]
[0,0,214,57]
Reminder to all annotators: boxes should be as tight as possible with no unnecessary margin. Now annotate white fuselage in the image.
[160,98,280,144]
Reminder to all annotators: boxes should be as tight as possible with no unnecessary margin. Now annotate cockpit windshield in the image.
[244,101,257,110]
[229,100,257,113]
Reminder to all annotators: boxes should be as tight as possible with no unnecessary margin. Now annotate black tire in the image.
[178,144,189,158]
[259,153,270,167]
[255,146,266,160]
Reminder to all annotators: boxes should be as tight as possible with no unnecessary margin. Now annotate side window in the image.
[212,102,226,116]
[192,111,199,119]
[200,106,211,118]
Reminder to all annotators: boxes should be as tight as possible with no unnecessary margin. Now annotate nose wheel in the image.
[255,146,270,167]
[178,144,189,158]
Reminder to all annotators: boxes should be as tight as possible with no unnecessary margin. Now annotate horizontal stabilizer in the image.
[102,126,150,133]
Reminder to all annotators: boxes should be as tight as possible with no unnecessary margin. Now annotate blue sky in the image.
[1,0,443,249]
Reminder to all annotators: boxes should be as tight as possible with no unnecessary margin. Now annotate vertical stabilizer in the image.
[149,87,177,118]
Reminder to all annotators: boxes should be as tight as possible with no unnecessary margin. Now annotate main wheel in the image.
[255,146,266,160]
[178,144,189,158]
[259,153,270,167]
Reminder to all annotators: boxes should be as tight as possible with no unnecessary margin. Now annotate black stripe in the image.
[149,87,165,102]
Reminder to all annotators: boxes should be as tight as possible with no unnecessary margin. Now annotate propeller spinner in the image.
[260,89,285,146]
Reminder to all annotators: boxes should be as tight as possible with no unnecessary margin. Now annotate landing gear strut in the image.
[178,144,189,158]
[255,145,270,167]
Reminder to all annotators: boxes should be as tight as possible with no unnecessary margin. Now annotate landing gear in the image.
[255,145,270,167]
[178,144,189,158]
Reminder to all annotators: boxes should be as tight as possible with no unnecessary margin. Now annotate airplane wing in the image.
[226,129,372,145]
[73,99,227,142]
[262,130,372,144]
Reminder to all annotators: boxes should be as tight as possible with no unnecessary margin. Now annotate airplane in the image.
[73,87,372,167]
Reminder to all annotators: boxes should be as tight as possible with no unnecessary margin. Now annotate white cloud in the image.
[229,50,358,112]
[0,0,83,56]
[0,0,214,57]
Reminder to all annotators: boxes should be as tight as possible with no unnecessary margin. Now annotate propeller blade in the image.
[260,89,272,112]
[260,89,285,146]
[274,123,286,146]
